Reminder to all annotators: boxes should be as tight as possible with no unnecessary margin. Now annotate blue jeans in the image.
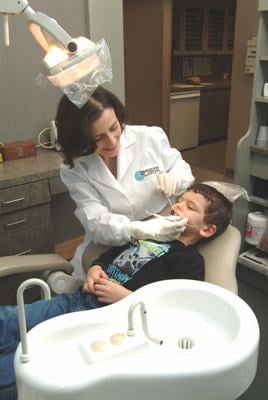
[0,288,103,400]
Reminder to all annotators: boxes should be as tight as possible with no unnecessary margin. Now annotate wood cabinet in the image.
[172,0,236,55]
[207,8,225,51]
[198,87,230,143]
[184,6,204,51]
[0,180,53,256]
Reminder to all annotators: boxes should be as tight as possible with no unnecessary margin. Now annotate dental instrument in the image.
[163,190,177,213]
[0,0,112,107]
[145,210,198,230]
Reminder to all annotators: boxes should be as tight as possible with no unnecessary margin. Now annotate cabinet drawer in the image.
[0,223,53,256]
[0,180,50,214]
[0,204,51,236]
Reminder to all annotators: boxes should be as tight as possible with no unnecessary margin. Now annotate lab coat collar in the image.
[82,127,136,191]
[117,126,136,181]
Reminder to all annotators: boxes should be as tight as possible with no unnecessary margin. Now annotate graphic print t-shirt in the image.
[92,239,204,291]
[105,240,171,285]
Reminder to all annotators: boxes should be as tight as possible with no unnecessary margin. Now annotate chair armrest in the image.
[45,271,82,294]
[0,254,73,278]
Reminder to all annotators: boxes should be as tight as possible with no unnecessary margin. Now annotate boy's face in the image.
[170,190,210,232]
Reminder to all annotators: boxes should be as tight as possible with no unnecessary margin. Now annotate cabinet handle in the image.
[14,249,32,256]
[2,197,25,205]
[5,218,27,227]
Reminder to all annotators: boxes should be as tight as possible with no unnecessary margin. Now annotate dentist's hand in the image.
[83,265,108,294]
[157,172,178,197]
[128,216,188,242]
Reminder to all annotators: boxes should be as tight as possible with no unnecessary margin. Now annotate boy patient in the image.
[0,183,232,398]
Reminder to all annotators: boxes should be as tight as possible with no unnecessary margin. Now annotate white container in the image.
[245,211,268,246]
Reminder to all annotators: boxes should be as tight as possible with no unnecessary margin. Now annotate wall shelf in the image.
[250,144,268,154]
[255,95,268,102]
[250,195,268,207]
[233,0,268,258]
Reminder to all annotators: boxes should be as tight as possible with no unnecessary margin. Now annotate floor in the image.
[237,266,268,400]
[181,140,233,183]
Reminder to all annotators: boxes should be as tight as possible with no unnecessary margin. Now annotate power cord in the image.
[37,127,54,149]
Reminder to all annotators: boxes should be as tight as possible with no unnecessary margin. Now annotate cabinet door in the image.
[198,88,230,143]
[172,1,181,52]
[173,4,236,55]
[206,8,225,51]
[184,6,204,51]
[169,93,200,150]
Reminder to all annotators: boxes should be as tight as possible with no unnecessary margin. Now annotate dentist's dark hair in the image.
[56,86,127,168]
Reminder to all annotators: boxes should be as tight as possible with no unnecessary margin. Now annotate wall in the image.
[0,0,88,143]
[225,0,259,171]
[87,0,125,103]
[0,0,125,144]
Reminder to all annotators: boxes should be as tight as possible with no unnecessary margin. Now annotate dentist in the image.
[57,86,194,279]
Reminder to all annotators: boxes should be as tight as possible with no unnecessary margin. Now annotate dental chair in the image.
[0,254,74,305]
[80,225,241,295]
[197,224,241,294]
[0,224,241,304]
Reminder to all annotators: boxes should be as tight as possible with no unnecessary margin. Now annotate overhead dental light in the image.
[0,0,113,107]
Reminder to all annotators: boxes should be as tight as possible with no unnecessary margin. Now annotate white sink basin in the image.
[15,280,259,400]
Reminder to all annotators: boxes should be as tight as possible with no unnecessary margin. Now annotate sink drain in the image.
[177,336,195,350]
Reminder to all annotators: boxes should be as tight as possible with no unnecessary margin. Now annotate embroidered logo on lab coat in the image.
[135,166,160,181]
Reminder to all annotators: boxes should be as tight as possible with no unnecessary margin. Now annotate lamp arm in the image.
[22,6,73,53]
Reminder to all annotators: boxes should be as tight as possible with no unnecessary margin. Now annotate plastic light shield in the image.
[202,181,250,203]
[39,38,113,108]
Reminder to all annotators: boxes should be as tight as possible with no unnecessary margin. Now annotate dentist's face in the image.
[91,108,122,160]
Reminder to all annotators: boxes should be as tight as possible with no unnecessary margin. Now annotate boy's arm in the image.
[83,243,131,294]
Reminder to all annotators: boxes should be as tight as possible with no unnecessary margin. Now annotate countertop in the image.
[0,148,63,190]
[171,80,231,94]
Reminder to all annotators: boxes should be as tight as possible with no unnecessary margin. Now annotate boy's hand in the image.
[94,278,132,304]
[83,265,108,294]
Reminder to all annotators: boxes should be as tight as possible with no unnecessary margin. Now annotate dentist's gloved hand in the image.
[157,172,178,197]
[128,216,188,242]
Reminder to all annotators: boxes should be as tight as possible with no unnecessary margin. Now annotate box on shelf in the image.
[3,140,36,161]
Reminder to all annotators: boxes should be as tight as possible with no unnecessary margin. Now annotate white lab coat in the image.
[60,125,194,279]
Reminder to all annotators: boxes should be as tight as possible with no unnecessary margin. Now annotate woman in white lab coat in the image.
[57,87,194,279]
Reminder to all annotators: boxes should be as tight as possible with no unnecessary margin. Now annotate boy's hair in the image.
[186,183,232,238]
[56,86,127,168]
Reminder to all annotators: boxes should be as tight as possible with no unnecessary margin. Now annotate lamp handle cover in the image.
[0,0,29,15]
